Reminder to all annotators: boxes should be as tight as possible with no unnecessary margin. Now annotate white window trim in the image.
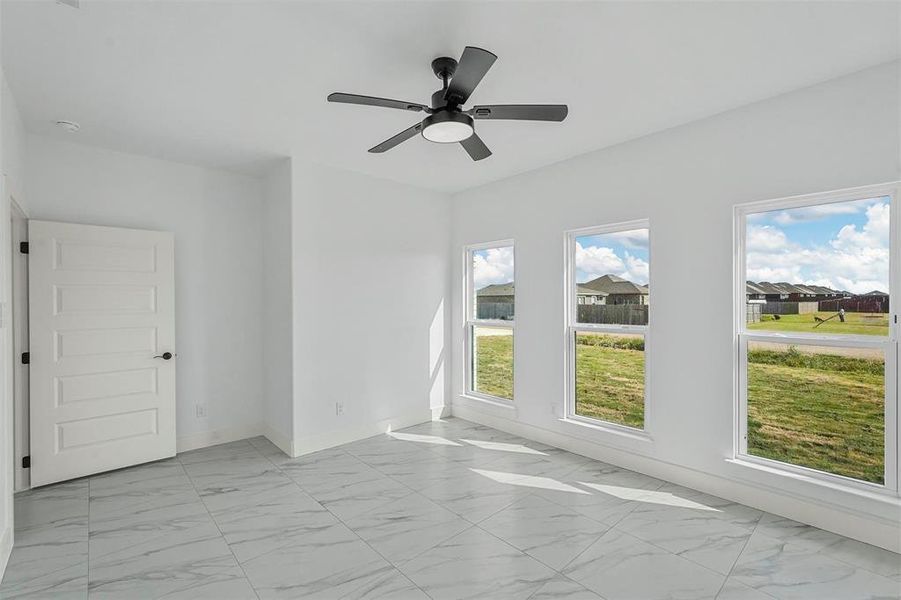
[733,181,900,497]
[464,240,515,404]
[564,219,651,436]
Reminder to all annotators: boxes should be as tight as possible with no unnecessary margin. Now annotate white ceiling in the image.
[3,1,898,193]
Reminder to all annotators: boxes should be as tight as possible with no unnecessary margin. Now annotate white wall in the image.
[290,164,451,453]
[261,159,294,452]
[25,136,265,450]
[450,62,901,551]
[0,17,27,572]
[1,76,25,211]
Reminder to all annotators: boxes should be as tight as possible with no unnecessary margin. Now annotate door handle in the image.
[153,352,175,360]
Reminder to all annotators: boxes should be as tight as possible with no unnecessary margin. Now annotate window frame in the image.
[564,219,651,434]
[464,240,515,404]
[733,182,900,495]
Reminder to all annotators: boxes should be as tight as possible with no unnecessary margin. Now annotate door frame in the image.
[10,199,28,491]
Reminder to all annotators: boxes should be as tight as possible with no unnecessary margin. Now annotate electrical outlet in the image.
[335,402,344,416]
[195,404,207,418]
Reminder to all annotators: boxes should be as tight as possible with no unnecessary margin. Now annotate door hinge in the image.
[22,456,30,469]
[21,352,29,364]
[19,241,28,254]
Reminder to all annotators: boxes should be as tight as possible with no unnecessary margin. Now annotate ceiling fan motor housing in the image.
[421,110,474,143]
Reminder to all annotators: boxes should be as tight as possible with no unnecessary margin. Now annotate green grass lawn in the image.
[476,333,885,484]
[747,346,884,484]
[574,333,645,428]
[748,311,889,336]
[474,331,514,400]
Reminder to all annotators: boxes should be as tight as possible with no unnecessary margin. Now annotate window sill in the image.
[725,457,900,508]
[457,393,516,411]
[557,416,654,445]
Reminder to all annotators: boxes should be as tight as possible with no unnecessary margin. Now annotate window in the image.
[465,242,514,401]
[737,185,898,490]
[566,221,649,430]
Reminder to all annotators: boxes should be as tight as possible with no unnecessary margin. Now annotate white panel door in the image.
[28,221,176,486]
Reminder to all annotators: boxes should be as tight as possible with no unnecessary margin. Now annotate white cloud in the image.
[747,225,791,252]
[770,200,867,225]
[601,229,649,249]
[746,201,890,294]
[831,202,890,251]
[473,246,514,288]
[575,243,624,278]
[576,243,649,285]
[623,253,649,285]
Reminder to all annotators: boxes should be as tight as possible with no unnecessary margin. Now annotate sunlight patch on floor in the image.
[389,432,463,446]
[471,469,591,494]
[460,439,547,455]
[578,482,720,511]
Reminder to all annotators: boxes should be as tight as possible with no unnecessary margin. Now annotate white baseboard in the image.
[432,405,451,420]
[176,422,265,453]
[452,403,901,553]
[263,424,295,457]
[291,410,434,458]
[0,525,12,584]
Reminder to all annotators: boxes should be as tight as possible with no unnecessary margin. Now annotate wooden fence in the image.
[747,303,762,323]
[819,298,889,313]
[762,301,818,315]
[477,302,515,320]
[577,304,648,325]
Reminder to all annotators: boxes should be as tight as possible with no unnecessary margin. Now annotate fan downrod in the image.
[431,57,458,81]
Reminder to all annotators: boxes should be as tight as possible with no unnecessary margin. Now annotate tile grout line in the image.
[470,495,576,580]
[254,440,439,600]
[22,422,893,600]
[176,455,261,600]
[711,514,781,600]
[283,422,637,593]
[745,515,899,586]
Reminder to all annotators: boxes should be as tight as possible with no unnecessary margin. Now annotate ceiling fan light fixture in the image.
[421,112,474,143]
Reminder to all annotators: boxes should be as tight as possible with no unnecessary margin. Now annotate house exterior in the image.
[746,281,767,302]
[477,282,610,307]
[747,281,845,302]
[476,282,514,304]
[580,274,649,305]
[576,285,607,305]
[475,283,515,319]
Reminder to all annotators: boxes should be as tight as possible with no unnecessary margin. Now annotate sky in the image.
[575,228,649,285]
[473,198,891,294]
[746,195,890,294]
[473,246,515,289]
[473,230,651,290]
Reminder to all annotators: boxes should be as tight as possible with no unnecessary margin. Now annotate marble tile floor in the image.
[1,417,898,599]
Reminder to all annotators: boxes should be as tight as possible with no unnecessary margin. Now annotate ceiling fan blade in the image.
[470,104,568,122]
[460,133,492,161]
[328,93,429,113]
[444,47,497,105]
[368,123,423,153]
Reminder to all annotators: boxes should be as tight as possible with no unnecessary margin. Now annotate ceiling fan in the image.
[327,46,568,161]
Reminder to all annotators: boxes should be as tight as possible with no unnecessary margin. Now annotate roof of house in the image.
[747,281,846,297]
[746,281,767,295]
[773,282,806,294]
[476,283,514,297]
[808,285,839,295]
[580,274,648,295]
[752,281,783,294]
[577,285,608,296]
[860,290,889,297]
